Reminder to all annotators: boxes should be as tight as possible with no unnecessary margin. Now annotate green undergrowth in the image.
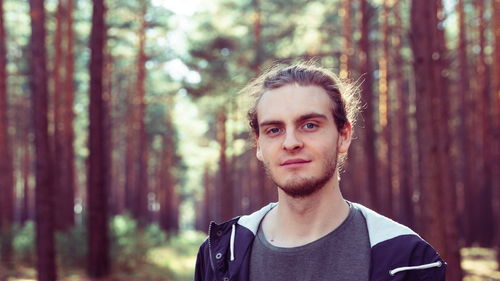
[5,216,206,281]
[7,222,499,281]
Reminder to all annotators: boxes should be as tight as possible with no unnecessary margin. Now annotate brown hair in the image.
[243,61,361,137]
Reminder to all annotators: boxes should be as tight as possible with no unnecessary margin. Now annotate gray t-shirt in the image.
[249,204,370,281]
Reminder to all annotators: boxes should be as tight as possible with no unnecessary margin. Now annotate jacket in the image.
[195,202,446,281]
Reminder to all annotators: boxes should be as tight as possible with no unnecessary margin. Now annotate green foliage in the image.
[110,214,167,272]
[13,222,87,268]
[148,230,207,281]
[56,224,87,269]
[12,222,35,265]
[165,230,205,256]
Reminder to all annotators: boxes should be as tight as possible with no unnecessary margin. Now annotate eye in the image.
[302,122,318,130]
[265,127,282,136]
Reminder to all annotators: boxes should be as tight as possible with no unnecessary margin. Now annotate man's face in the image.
[255,84,351,198]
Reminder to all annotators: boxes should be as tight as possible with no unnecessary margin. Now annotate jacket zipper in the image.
[207,222,216,274]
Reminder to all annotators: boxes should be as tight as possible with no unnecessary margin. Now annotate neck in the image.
[262,176,350,247]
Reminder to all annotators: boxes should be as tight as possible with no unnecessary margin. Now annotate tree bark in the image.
[393,1,415,228]
[340,0,368,206]
[124,84,138,216]
[217,109,232,221]
[87,0,110,277]
[359,0,379,211]
[0,0,14,266]
[53,0,75,232]
[63,0,76,229]
[456,0,474,246]
[340,0,352,80]
[29,0,57,279]
[52,0,64,231]
[475,0,494,247]
[492,0,500,265]
[378,0,393,218]
[159,110,179,233]
[134,1,149,226]
[409,1,462,279]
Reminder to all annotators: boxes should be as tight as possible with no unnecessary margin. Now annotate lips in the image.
[280,158,311,166]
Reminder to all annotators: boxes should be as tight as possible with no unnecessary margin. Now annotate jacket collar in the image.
[235,202,418,248]
[236,202,277,235]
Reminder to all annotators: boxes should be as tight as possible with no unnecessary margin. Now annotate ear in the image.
[337,122,352,154]
[256,138,263,161]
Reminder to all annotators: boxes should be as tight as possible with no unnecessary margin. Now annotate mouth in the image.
[280,159,311,167]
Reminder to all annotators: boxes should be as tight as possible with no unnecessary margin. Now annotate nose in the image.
[282,130,303,151]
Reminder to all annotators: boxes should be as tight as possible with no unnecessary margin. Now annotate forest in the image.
[0,0,499,280]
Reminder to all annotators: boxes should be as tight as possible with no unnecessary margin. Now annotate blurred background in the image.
[0,0,499,280]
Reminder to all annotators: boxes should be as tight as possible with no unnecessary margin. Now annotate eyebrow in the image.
[259,112,328,128]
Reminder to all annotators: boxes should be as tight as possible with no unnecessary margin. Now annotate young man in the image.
[195,62,446,281]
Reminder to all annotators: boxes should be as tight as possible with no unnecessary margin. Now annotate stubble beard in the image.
[264,152,338,198]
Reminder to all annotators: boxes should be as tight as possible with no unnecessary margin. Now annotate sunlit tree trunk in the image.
[0,0,14,266]
[29,0,57,279]
[340,0,368,206]
[87,0,110,277]
[134,0,149,226]
[340,0,352,80]
[410,0,462,279]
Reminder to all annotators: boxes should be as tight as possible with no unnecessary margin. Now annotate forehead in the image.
[257,84,333,122]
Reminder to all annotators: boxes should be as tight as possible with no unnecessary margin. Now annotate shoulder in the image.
[352,202,417,247]
[351,203,446,280]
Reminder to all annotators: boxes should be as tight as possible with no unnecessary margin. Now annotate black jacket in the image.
[195,202,446,281]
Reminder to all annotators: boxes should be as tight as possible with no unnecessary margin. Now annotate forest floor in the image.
[2,246,499,281]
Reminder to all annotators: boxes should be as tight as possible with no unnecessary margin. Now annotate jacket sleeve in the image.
[403,237,447,281]
[370,234,447,281]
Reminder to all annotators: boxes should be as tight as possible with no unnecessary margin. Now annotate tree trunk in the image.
[159,134,173,232]
[87,0,110,277]
[339,0,352,80]
[409,1,462,279]
[29,0,57,279]
[378,0,393,218]
[134,1,149,226]
[492,0,500,265]
[456,0,474,246]
[217,109,232,221]
[20,131,32,225]
[393,1,414,228]
[340,0,368,206]
[63,0,76,229]
[200,166,212,232]
[124,84,138,216]
[251,0,262,70]
[0,0,14,266]
[475,0,494,247]
[358,0,379,211]
[53,0,75,232]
